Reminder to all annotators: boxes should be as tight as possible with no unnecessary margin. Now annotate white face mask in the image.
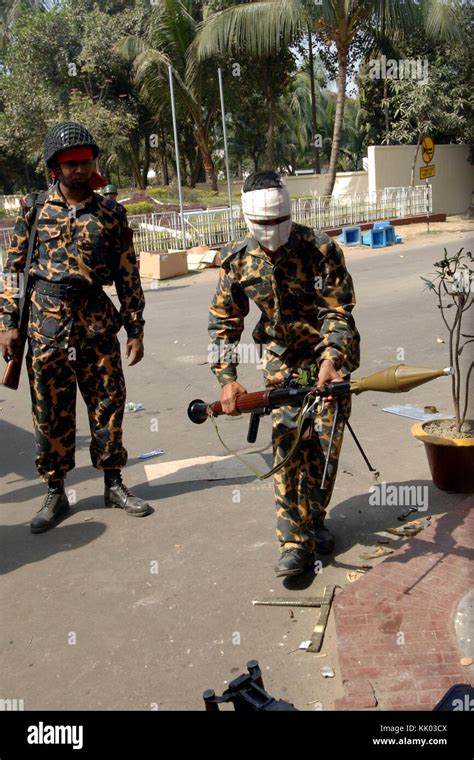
[242,186,292,252]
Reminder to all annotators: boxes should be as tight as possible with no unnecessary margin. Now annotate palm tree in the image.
[275,68,333,173]
[192,0,463,196]
[339,96,368,171]
[116,0,219,191]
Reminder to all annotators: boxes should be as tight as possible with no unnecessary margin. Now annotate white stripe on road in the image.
[144,454,268,486]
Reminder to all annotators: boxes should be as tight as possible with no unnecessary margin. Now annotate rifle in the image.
[188,364,452,482]
[1,192,46,390]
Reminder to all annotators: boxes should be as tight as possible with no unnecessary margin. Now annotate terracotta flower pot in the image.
[411,419,474,493]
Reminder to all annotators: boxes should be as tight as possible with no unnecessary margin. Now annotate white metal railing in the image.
[0,228,13,266]
[129,186,431,252]
[0,186,432,262]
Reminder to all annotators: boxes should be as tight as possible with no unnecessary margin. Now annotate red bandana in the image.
[50,146,108,189]
[56,147,94,163]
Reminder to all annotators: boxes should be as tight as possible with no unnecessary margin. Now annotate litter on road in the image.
[138,449,165,460]
[360,546,394,560]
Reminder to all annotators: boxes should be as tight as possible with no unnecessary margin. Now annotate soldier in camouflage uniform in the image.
[102,184,126,215]
[0,122,150,533]
[208,171,360,577]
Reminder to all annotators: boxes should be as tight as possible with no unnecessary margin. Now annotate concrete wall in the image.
[368,144,473,215]
[198,171,369,198]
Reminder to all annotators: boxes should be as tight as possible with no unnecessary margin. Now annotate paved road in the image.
[0,229,472,710]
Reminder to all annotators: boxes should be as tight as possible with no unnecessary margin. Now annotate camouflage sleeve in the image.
[208,262,249,386]
[314,240,360,375]
[0,205,33,331]
[113,210,145,340]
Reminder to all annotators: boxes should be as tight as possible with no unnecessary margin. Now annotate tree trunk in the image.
[323,46,348,197]
[131,152,145,190]
[194,125,217,191]
[142,135,150,189]
[184,156,195,187]
[159,119,169,185]
[190,148,203,188]
[262,63,275,169]
[161,153,169,186]
[383,78,390,143]
[308,27,321,174]
[410,131,424,187]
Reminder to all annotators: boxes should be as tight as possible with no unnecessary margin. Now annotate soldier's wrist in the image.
[219,375,238,387]
[125,326,143,340]
[0,321,18,332]
[319,349,343,372]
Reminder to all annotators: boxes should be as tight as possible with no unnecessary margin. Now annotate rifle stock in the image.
[1,336,26,390]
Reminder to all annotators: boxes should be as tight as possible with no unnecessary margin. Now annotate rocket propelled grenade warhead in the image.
[349,364,452,395]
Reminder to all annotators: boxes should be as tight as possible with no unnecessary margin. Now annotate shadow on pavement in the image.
[272,479,469,590]
[0,520,107,575]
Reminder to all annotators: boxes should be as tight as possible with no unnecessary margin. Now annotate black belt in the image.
[33,279,102,300]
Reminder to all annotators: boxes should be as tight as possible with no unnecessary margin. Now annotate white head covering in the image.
[241,184,292,252]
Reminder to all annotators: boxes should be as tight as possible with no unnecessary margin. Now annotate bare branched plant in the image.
[421,248,474,433]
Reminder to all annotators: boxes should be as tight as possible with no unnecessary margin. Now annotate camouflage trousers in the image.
[26,328,127,481]
[272,396,351,552]
[262,350,351,552]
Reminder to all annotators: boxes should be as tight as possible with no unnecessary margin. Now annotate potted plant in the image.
[411,247,474,492]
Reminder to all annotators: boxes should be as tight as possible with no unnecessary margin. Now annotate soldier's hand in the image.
[315,359,343,406]
[0,329,21,363]
[126,337,144,366]
[221,381,247,416]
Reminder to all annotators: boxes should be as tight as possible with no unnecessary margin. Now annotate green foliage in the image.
[357,2,472,148]
[0,0,471,195]
[147,185,241,206]
[0,207,16,219]
[122,201,155,214]
[0,0,154,191]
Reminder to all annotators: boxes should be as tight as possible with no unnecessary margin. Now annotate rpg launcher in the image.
[188,364,451,431]
[187,365,452,484]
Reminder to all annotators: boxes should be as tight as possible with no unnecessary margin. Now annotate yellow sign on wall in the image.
[421,136,435,164]
[420,164,436,179]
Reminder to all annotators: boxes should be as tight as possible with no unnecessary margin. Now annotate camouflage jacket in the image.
[0,184,145,339]
[208,223,360,385]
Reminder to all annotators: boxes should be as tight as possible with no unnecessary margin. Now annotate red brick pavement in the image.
[334,495,474,710]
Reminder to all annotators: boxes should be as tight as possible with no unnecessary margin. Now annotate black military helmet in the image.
[44,122,100,168]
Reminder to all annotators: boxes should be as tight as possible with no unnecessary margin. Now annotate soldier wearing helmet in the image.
[103,184,118,200]
[102,184,127,214]
[0,122,151,532]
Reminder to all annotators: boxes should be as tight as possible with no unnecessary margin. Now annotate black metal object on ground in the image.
[203,660,298,712]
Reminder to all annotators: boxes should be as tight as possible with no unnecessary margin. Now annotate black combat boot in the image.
[313,510,335,554]
[274,547,315,578]
[30,479,69,534]
[104,470,150,517]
